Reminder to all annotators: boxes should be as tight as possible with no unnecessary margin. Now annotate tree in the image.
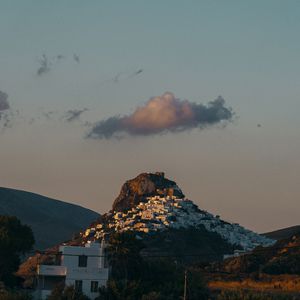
[141,292,161,300]
[97,280,141,300]
[185,268,209,300]
[98,232,209,300]
[106,232,144,280]
[0,216,35,287]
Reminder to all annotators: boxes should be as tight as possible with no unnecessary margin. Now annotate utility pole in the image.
[183,270,187,300]
[36,254,41,300]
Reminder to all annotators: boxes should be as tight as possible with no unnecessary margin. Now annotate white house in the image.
[35,241,109,300]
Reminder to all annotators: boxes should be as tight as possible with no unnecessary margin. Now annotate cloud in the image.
[0,91,14,129]
[73,54,80,63]
[36,54,69,76]
[0,113,13,129]
[63,108,88,122]
[56,54,65,61]
[87,92,234,139]
[100,68,144,86]
[129,69,143,78]
[0,91,10,112]
[42,110,58,120]
[37,54,51,76]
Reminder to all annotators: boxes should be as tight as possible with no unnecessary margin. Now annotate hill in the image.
[0,187,100,249]
[217,233,300,275]
[79,172,274,255]
[263,225,300,241]
[207,233,300,294]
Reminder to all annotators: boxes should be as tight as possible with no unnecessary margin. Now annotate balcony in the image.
[37,265,67,276]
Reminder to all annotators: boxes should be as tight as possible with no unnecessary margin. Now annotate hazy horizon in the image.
[1,1,300,233]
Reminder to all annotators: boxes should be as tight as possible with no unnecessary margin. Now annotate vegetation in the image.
[0,290,32,300]
[222,234,300,276]
[47,283,90,300]
[106,232,145,281]
[216,289,299,300]
[0,216,34,287]
[208,272,300,296]
[262,253,300,275]
[143,227,234,264]
[96,232,209,300]
[208,235,300,297]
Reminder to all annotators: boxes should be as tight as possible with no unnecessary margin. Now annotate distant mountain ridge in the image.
[263,225,300,241]
[0,187,100,249]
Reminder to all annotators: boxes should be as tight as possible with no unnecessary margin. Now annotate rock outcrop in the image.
[112,172,184,212]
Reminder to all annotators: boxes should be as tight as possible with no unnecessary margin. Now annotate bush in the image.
[217,289,297,300]
[0,290,32,300]
[47,284,90,300]
[141,291,161,300]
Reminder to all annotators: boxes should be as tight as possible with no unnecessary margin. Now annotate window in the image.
[90,281,99,293]
[75,280,82,292]
[78,255,88,267]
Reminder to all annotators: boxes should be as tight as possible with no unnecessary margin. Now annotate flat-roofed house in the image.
[35,241,108,300]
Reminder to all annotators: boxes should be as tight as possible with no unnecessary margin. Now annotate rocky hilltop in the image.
[82,172,274,252]
[112,172,184,211]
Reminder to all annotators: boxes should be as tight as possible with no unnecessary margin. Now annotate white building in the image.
[35,241,109,300]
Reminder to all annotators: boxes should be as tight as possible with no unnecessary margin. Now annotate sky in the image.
[0,0,300,233]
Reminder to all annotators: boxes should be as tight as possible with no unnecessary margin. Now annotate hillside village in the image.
[82,183,274,252]
[15,172,294,300]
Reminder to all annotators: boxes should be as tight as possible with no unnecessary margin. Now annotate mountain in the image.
[78,172,274,255]
[19,172,276,287]
[263,225,300,241]
[0,187,100,249]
